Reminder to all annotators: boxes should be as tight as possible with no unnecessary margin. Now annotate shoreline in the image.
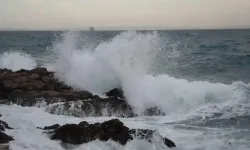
[0,67,175,149]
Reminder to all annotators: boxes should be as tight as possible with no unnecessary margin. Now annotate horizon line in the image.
[1,27,250,32]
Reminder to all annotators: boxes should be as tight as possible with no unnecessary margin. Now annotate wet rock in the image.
[143,106,166,116]
[129,129,176,148]
[45,98,165,118]
[19,81,46,90]
[76,91,93,99]
[1,80,19,91]
[30,67,48,76]
[0,143,10,150]
[45,98,135,117]
[106,88,124,99]
[163,138,176,148]
[0,131,14,144]
[0,67,94,104]
[43,124,61,130]
[0,125,4,131]
[0,67,166,117]
[43,119,176,148]
[0,120,13,130]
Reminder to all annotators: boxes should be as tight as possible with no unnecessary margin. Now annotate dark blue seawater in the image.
[0,30,250,150]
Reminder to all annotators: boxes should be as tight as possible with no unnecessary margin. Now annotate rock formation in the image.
[0,120,14,144]
[41,119,176,148]
[0,67,165,117]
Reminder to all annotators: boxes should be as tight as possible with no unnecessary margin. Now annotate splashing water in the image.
[1,30,250,150]
[52,31,161,93]
[0,51,37,71]
[50,31,250,117]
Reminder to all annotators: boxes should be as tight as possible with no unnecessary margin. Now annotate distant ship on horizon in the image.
[89,26,95,31]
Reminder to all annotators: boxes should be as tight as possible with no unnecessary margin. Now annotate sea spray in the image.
[50,31,250,117]
[0,51,37,71]
[0,31,249,119]
[52,31,161,93]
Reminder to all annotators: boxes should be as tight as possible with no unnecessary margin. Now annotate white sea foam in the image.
[0,51,37,71]
[1,104,249,150]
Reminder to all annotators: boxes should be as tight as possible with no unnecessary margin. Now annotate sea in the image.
[0,30,250,150]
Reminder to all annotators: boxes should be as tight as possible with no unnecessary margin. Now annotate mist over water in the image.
[0,51,37,71]
[0,30,250,149]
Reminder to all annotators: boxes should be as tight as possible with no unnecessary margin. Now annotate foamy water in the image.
[0,51,37,71]
[0,31,250,149]
[1,104,249,150]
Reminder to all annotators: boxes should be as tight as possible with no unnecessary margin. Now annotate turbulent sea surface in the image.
[0,30,250,150]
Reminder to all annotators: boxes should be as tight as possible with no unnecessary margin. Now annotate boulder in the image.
[43,119,176,148]
[45,98,135,117]
[45,98,165,118]
[19,81,46,91]
[105,88,124,99]
[0,125,4,131]
[0,67,166,117]
[129,129,176,148]
[30,67,48,76]
[1,80,19,91]
[0,131,14,144]
[0,120,13,131]
[43,124,60,130]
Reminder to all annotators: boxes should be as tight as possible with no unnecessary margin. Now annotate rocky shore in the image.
[0,67,175,149]
[0,67,164,117]
[39,119,176,148]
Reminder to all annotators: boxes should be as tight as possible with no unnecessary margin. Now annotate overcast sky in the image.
[1,0,250,30]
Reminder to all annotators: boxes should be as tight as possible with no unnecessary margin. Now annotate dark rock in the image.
[0,120,13,130]
[45,98,166,118]
[0,91,8,99]
[0,114,2,117]
[0,68,11,74]
[41,76,51,83]
[0,67,166,118]
[78,121,89,127]
[19,81,46,90]
[44,124,61,130]
[92,95,100,99]
[30,67,48,76]
[43,119,176,148]
[44,83,56,90]
[16,69,26,73]
[0,131,14,144]
[76,91,93,99]
[164,137,176,148]
[0,144,10,150]
[47,119,131,145]
[11,76,29,83]
[0,100,8,104]
[46,98,135,117]
[29,73,40,80]
[106,88,124,99]
[0,125,4,131]
[1,80,19,91]
[143,106,166,116]
[129,129,176,148]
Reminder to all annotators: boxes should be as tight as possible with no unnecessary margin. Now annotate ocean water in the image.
[0,30,250,150]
